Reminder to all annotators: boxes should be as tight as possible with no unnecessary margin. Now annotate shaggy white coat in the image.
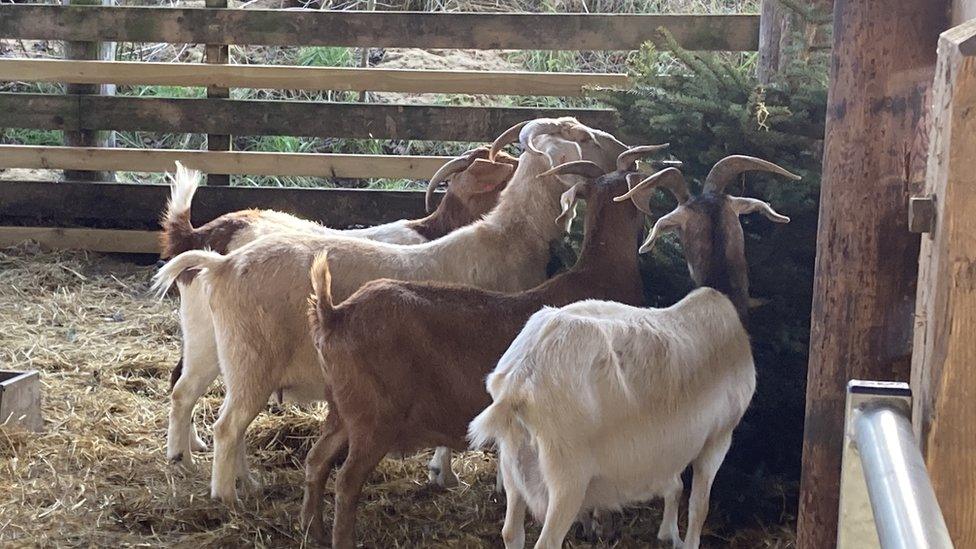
[470,288,754,549]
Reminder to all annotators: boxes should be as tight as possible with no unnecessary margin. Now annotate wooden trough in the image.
[0,370,43,432]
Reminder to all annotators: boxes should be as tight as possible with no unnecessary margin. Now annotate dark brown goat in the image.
[301,151,675,547]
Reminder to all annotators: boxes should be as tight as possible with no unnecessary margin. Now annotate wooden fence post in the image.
[756,0,833,84]
[795,1,947,547]
[910,19,976,547]
[62,0,116,182]
[205,0,230,186]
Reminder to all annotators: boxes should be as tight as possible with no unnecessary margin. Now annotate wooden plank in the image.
[61,0,117,182]
[910,19,976,547]
[0,7,760,51]
[0,180,430,231]
[0,226,159,254]
[0,145,450,179]
[204,0,230,186]
[796,0,948,547]
[0,59,631,97]
[0,93,618,142]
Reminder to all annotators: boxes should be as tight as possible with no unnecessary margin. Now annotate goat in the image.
[301,148,675,547]
[151,117,632,503]
[469,156,800,549]
[162,147,516,468]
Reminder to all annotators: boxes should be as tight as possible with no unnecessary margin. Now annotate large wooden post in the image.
[910,19,976,546]
[62,0,116,182]
[796,1,947,547]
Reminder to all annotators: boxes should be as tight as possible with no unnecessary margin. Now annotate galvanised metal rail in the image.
[837,380,953,549]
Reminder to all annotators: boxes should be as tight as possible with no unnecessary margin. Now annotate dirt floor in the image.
[0,244,795,547]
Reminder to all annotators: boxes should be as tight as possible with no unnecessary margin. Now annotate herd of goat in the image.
[151,116,799,549]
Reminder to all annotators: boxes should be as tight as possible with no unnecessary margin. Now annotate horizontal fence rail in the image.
[0,93,618,141]
[0,226,159,254]
[0,6,760,51]
[0,145,451,179]
[0,179,431,231]
[0,59,632,97]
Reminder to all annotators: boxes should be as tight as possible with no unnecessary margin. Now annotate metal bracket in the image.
[909,195,936,234]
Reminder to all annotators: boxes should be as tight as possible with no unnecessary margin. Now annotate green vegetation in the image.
[1,128,62,146]
[295,46,355,67]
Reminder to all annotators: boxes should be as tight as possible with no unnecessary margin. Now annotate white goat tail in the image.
[164,162,201,227]
[468,397,522,451]
[152,249,224,299]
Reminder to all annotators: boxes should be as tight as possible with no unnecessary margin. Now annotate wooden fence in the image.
[0,4,760,253]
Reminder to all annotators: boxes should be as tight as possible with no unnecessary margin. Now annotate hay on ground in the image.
[0,244,795,547]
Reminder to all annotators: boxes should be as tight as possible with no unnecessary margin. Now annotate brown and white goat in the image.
[301,149,674,547]
[162,148,515,469]
[151,118,633,503]
[470,157,800,549]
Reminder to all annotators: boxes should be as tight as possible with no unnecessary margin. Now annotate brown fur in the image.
[672,193,751,324]
[407,151,519,241]
[302,171,647,546]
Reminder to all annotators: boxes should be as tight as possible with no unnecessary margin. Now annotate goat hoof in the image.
[169,452,184,463]
[302,516,328,545]
[190,438,208,452]
[656,534,683,548]
[210,487,239,505]
[428,466,459,489]
[238,475,263,495]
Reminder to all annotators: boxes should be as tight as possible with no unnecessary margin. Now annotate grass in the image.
[1,128,62,146]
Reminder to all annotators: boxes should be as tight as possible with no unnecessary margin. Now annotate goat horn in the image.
[703,155,801,194]
[424,151,478,213]
[615,143,670,172]
[537,160,605,180]
[488,121,531,161]
[615,167,690,205]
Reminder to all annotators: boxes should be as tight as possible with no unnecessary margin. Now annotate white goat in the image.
[162,148,514,480]
[152,118,632,503]
[470,157,800,549]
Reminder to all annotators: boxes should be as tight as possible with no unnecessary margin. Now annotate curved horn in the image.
[615,143,670,171]
[703,155,801,194]
[613,168,691,213]
[537,160,605,180]
[424,153,477,213]
[519,119,571,157]
[488,121,530,161]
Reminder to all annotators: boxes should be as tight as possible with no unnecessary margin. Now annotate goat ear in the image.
[555,183,582,233]
[639,208,687,254]
[728,196,790,223]
[462,159,516,193]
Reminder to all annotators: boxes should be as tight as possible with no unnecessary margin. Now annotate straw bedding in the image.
[0,244,794,547]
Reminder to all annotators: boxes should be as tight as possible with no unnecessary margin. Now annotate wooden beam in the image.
[0,226,158,254]
[0,180,430,231]
[0,93,618,142]
[204,0,231,186]
[910,19,976,547]
[0,59,631,97]
[0,6,761,51]
[0,145,450,179]
[796,1,948,547]
[61,0,117,182]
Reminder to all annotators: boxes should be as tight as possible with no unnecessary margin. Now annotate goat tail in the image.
[151,249,224,299]
[468,396,524,451]
[308,252,335,332]
[159,161,202,258]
